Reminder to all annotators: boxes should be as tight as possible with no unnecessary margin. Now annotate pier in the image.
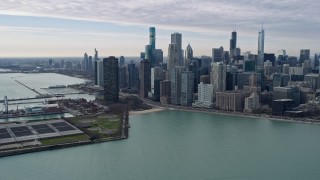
[15,80,42,95]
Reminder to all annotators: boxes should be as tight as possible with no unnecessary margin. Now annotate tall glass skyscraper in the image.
[229,31,237,58]
[149,27,156,50]
[257,27,265,69]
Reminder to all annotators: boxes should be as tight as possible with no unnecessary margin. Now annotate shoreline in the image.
[134,100,320,126]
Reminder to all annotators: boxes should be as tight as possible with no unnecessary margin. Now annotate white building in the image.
[192,82,214,108]
[244,92,260,112]
[289,67,304,75]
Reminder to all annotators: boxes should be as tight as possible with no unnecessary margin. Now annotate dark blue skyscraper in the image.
[149,27,156,50]
[230,31,237,58]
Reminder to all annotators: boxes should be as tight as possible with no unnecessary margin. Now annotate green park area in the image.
[68,115,122,139]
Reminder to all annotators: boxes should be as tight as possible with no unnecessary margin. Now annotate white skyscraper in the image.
[257,27,265,69]
[192,82,214,108]
[210,62,226,99]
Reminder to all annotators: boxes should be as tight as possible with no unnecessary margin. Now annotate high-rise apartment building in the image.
[192,82,214,108]
[185,44,193,65]
[211,62,226,98]
[103,56,119,104]
[212,47,224,62]
[257,27,265,69]
[139,59,151,98]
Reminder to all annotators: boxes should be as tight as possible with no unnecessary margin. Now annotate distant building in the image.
[257,27,265,69]
[119,56,125,66]
[226,65,237,91]
[212,47,224,62]
[304,74,320,91]
[103,56,119,104]
[97,60,104,86]
[185,44,193,66]
[299,49,310,64]
[229,31,237,58]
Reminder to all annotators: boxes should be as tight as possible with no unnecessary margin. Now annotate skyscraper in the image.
[168,43,181,73]
[211,62,226,99]
[185,44,193,66]
[229,31,237,58]
[180,71,194,106]
[139,59,151,98]
[127,61,139,89]
[103,56,119,104]
[149,27,156,51]
[257,27,265,69]
[171,32,183,66]
[315,53,320,68]
[83,53,88,70]
[171,66,184,105]
[299,49,310,64]
[119,56,125,67]
[212,47,224,62]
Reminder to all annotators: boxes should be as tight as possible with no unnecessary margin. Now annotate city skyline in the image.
[0,0,319,57]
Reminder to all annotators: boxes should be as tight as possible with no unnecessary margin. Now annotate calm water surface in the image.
[1,110,320,180]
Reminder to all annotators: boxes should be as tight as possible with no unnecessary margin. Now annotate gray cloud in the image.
[0,0,319,55]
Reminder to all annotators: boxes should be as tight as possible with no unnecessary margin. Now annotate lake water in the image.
[1,110,320,180]
[0,73,95,113]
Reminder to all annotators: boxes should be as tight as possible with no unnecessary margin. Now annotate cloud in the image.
[0,0,319,56]
[0,0,319,35]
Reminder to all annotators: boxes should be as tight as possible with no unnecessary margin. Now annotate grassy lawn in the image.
[94,117,121,129]
[68,115,122,139]
[40,134,89,146]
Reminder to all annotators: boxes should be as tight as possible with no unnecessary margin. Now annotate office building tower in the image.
[153,49,163,66]
[103,56,119,104]
[149,27,156,50]
[119,66,127,89]
[160,80,171,104]
[151,67,164,101]
[120,56,125,67]
[229,31,237,58]
[94,60,98,85]
[185,44,193,66]
[314,53,320,68]
[299,49,310,64]
[140,52,145,59]
[171,32,183,66]
[88,56,93,71]
[168,43,181,72]
[212,47,224,62]
[226,65,237,91]
[83,53,88,70]
[97,60,104,86]
[211,62,226,98]
[94,48,99,61]
[139,59,151,98]
[127,61,139,89]
[180,71,194,106]
[257,27,265,69]
[192,82,214,108]
[171,66,184,105]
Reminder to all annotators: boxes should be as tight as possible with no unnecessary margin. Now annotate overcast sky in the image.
[0,0,319,57]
